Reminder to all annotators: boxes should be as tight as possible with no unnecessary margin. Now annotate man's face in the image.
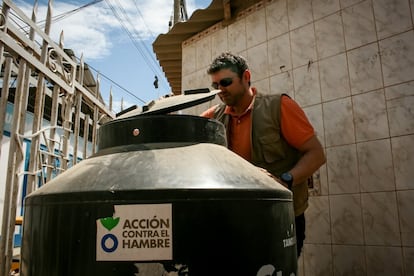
[210,68,247,106]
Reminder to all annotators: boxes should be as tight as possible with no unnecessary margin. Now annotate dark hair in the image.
[207,52,249,79]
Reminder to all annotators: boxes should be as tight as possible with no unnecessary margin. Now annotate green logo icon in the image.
[100,217,120,231]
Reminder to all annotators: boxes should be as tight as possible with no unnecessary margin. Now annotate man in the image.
[201,52,326,257]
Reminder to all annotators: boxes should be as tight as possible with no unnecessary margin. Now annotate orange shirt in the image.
[201,95,314,161]
[224,101,254,161]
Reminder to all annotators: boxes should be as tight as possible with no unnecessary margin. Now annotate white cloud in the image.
[14,0,210,61]
[15,0,176,60]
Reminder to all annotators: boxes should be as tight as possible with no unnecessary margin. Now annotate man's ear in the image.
[243,69,251,85]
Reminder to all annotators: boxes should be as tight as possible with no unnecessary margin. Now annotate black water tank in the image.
[21,114,297,276]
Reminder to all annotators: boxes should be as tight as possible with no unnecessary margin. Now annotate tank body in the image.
[21,115,297,276]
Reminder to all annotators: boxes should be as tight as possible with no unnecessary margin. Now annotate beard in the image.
[219,89,245,107]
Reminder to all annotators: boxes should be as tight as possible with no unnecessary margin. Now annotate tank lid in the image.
[117,89,220,118]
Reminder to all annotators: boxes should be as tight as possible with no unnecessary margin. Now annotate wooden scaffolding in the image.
[0,0,116,274]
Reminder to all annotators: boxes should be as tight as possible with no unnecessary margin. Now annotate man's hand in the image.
[257,167,288,188]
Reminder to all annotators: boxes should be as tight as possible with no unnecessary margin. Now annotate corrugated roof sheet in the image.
[153,0,261,95]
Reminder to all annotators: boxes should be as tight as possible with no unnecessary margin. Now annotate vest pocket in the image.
[259,133,286,163]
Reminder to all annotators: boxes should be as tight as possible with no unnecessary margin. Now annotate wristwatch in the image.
[280,172,294,190]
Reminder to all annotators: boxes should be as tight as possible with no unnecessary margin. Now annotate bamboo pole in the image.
[6,59,30,275]
[61,94,72,171]
[72,93,82,165]
[91,74,100,154]
[6,40,35,267]
[72,54,85,164]
[83,114,90,159]
[26,0,52,193]
[0,2,10,70]
[45,85,60,182]
[79,53,84,86]
[92,106,98,155]
[0,61,27,276]
[0,56,13,158]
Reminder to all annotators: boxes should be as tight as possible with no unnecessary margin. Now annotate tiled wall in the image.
[181,0,414,275]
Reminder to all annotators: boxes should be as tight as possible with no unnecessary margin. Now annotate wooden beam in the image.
[0,57,13,154]
[223,0,231,21]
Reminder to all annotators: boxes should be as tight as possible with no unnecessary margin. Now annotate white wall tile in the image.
[342,0,376,50]
[195,68,210,90]
[379,30,414,87]
[247,43,269,81]
[312,0,341,20]
[292,63,321,107]
[323,97,355,146]
[366,246,403,276]
[315,12,345,59]
[319,164,329,195]
[397,190,414,247]
[290,23,317,68]
[373,0,412,39]
[246,8,267,48]
[182,43,196,75]
[330,194,364,244]
[340,0,365,8]
[392,134,414,190]
[269,71,294,97]
[333,245,366,276]
[182,71,198,92]
[182,67,210,93]
[227,18,246,53]
[385,81,414,136]
[297,253,305,276]
[303,244,333,276]
[411,0,414,26]
[361,192,401,246]
[211,27,228,59]
[357,139,395,192]
[266,0,289,39]
[404,247,414,275]
[195,37,211,70]
[326,144,359,194]
[347,43,383,94]
[319,53,350,101]
[306,196,331,244]
[288,0,313,30]
[352,89,389,141]
[252,78,270,95]
[268,33,291,75]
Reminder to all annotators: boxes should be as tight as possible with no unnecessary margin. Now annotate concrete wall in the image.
[180,0,414,275]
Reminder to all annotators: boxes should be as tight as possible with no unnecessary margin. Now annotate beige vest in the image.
[213,93,308,216]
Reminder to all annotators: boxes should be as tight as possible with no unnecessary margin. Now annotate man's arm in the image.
[289,135,326,186]
[200,105,218,118]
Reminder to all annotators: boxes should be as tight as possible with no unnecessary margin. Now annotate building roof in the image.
[152,0,260,95]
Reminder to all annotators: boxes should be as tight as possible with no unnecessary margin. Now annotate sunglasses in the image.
[211,77,233,90]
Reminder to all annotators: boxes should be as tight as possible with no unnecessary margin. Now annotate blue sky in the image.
[15,0,213,112]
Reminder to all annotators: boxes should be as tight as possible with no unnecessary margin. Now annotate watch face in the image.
[282,172,293,182]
